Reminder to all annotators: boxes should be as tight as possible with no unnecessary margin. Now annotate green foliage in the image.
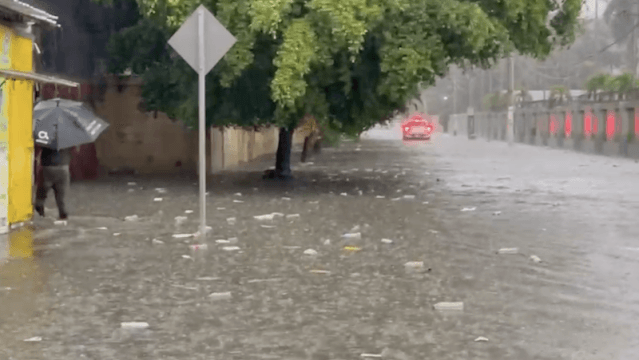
[585,72,639,96]
[96,0,583,132]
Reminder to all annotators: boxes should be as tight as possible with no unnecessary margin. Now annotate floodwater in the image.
[2,127,639,359]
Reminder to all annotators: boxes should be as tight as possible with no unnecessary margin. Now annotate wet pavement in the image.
[2,127,639,360]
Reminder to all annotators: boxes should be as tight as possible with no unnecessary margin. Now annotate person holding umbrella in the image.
[32,98,110,220]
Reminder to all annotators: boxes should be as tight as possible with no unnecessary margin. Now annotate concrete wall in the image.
[90,78,307,175]
[448,101,639,160]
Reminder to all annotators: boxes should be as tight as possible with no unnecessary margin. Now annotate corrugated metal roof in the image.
[0,0,58,27]
[0,69,78,87]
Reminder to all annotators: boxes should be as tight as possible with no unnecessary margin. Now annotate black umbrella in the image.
[33,98,110,150]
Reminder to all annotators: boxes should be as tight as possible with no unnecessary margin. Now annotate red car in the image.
[402,115,433,140]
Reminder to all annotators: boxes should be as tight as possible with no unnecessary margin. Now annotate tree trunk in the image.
[264,127,294,179]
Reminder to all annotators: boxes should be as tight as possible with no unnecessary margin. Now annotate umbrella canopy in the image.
[33,98,110,150]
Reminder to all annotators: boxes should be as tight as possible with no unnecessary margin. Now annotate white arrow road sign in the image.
[168,5,237,240]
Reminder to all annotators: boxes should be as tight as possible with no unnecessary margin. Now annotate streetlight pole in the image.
[507,55,515,146]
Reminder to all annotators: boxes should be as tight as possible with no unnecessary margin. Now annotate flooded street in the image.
[2,128,639,360]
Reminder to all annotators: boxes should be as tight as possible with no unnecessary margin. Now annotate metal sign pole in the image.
[198,8,206,240]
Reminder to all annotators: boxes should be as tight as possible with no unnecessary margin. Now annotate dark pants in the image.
[36,165,70,217]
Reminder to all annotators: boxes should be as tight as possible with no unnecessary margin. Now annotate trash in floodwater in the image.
[216,239,230,244]
[233,200,244,203]
[154,198,163,202]
[351,225,361,232]
[209,291,232,300]
[152,239,164,245]
[96,227,108,230]
[381,238,393,244]
[189,244,208,251]
[344,246,361,252]
[175,216,187,225]
[182,255,192,259]
[185,210,194,214]
[286,214,300,219]
[254,214,275,221]
[403,195,415,199]
[173,234,194,239]
[376,196,386,199]
[227,237,238,243]
[422,201,429,205]
[405,261,424,269]
[272,212,284,217]
[310,270,330,274]
[433,302,464,311]
[304,249,318,256]
[196,277,219,281]
[342,232,361,239]
[530,255,542,263]
[127,182,136,186]
[155,188,167,194]
[492,211,502,216]
[391,197,401,201]
[283,245,301,250]
[222,246,240,251]
[474,336,489,342]
[261,225,276,229]
[323,239,331,245]
[282,197,291,201]
[113,233,121,237]
[358,190,363,196]
[193,226,213,237]
[234,193,242,196]
[309,200,319,204]
[121,322,149,329]
[227,217,237,225]
[23,336,42,342]
[124,215,139,222]
[497,248,519,255]
[128,189,135,193]
[340,193,348,196]
[54,220,67,226]
[360,354,382,358]
[461,207,476,212]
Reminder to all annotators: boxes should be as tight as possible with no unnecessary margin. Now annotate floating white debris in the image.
[23,336,42,342]
[154,198,163,202]
[173,234,194,239]
[185,210,194,214]
[340,193,348,196]
[222,246,240,251]
[113,233,121,237]
[261,225,276,229]
[254,214,275,221]
[323,239,331,246]
[121,322,149,329]
[234,193,242,196]
[233,200,244,203]
[124,215,139,222]
[360,354,382,358]
[391,197,401,201]
[403,195,415,199]
[492,211,502,216]
[461,207,477,212]
[227,237,238,243]
[351,225,361,232]
[497,248,519,255]
[152,239,164,245]
[286,214,300,219]
[309,200,319,204]
[404,261,424,269]
[282,197,291,201]
[303,249,318,256]
[381,238,393,244]
[376,195,386,199]
[365,168,373,172]
[429,230,439,234]
[175,216,187,225]
[530,255,542,263]
[422,201,429,204]
[182,255,192,259]
[474,336,489,342]
[96,227,108,230]
[209,291,232,300]
[155,188,167,194]
[310,270,330,274]
[227,217,237,225]
[189,244,208,251]
[196,277,219,281]
[127,182,136,186]
[272,212,284,217]
[54,220,67,226]
[433,302,464,311]
[216,239,231,244]
[342,232,362,239]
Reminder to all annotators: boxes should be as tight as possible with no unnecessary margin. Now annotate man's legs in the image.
[50,166,70,219]
[35,167,54,217]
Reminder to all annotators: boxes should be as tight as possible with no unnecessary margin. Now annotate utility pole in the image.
[633,2,638,77]
[452,71,457,114]
[507,55,515,146]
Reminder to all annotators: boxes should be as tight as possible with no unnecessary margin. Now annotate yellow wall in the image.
[2,26,33,224]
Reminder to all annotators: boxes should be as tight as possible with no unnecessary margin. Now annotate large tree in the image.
[95,0,582,179]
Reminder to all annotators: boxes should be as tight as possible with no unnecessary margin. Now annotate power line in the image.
[572,20,639,67]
